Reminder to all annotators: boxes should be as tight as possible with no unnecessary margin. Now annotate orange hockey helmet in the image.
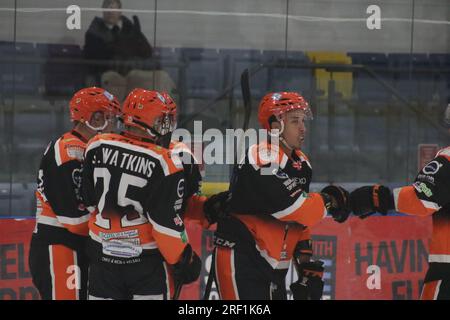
[258,92,312,131]
[69,87,120,131]
[122,89,177,138]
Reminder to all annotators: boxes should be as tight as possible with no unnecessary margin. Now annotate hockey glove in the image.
[132,15,141,33]
[290,260,324,300]
[203,191,230,225]
[350,185,394,218]
[172,244,201,285]
[320,185,351,223]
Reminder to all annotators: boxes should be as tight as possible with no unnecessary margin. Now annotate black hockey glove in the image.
[320,185,351,223]
[172,244,201,285]
[132,15,141,33]
[350,185,394,218]
[203,191,230,225]
[290,260,324,300]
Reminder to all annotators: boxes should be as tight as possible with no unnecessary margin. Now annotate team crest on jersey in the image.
[292,161,302,170]
[174,214,183,227]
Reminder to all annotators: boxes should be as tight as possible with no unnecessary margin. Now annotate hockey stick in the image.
[172,281,182,300]
[240,68,252,132]
[202,69,253,300]
[202,247,216,300]
[231,68,252,185]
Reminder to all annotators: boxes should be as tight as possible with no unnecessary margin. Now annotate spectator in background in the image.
[84,0,176,101]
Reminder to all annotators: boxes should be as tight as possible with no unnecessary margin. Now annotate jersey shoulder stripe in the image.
[436,146,450,161]
[294,149,312,168]
[170,141,200,165]
[247,141,288,170]
[53,131,86,166]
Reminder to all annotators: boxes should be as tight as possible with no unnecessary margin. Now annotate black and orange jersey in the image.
[82,132,188,265]
[227,141,320,270]
[229,141,327,226]
[169,141,210,228]
[33,130,90,250]
[394,146,450,264]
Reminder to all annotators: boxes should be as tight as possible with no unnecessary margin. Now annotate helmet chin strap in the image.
[280,136,295,152]
[85,120,109,132]
[268,119,296,151]
[268,119,284,138]
[145,128,157,138]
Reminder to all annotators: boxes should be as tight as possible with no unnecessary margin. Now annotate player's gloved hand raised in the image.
[203,191,230,225]
[350,185,394,219]
[290,260,324,300]
[172,244,201,285]
[132,15,141,33]
[320,185,351,223]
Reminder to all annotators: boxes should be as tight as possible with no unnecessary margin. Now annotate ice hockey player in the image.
[211,92,351,300]
[82,89,201,300]
[350,104,450,300]
[29,87,120,300]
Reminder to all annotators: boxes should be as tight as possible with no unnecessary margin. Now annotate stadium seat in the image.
[306,51,353,99]
[348,52,391,102]
[182,48,224,99]
[262,50,313,99]
[220,49,267,98]
[151,47,182,89]
[37,43,85,97]
[0,182,36,217]
[387,53,433,103]
[0,41,40,97]
[429,53,450,102]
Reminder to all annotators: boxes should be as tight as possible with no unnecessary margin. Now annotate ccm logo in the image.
[213,236,236,249]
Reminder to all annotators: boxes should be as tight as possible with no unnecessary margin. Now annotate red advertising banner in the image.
[309,216,431,300]
[0,216,432,300]
[0,218,39,300]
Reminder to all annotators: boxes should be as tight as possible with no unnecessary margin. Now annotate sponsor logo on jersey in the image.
[416,174,435,185]
[174,198,183,211]
[413,182,433,198]
[72,168,84,203]
[102,239,143,258]
[273,168,289,179]
[66,145,84,161]
[283,177,307,191]
[422,160,442,175]
[177,179,185,198]
[99,229,139,241]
